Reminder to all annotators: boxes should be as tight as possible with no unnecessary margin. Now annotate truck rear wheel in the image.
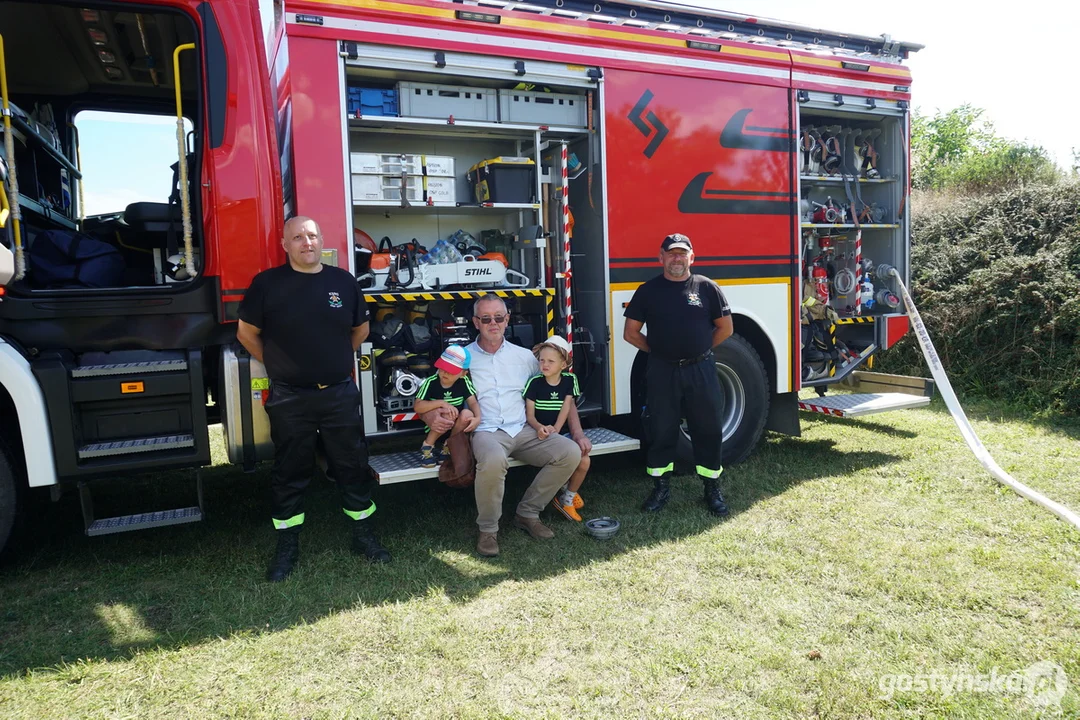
[0,443,18,558]
[626,333,770,469]
[677,334,769,468]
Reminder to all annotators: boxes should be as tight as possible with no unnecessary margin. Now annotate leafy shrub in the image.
[878,182,1080,416]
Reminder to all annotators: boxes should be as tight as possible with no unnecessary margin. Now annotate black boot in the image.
[703,478,729,517]
[266,532,300,582]
[352,519,391,563]
[641,477,671,512]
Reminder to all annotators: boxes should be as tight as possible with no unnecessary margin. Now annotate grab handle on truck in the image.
[173,43,196,280]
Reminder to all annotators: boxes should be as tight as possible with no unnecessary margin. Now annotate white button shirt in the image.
[467,338,539,436]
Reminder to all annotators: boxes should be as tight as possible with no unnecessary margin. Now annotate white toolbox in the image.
[351,174,456,203]
[352,174,423,202]
[423,176,456,202]
[350,153,456,177]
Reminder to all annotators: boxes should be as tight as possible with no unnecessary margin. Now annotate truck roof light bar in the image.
[445,0,922,59]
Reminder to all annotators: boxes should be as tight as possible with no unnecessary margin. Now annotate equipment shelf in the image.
[800,223,900,229]
[352,201,540,214]
[799,176,896,184]
[363,288,554,302]
[347,115,587,140]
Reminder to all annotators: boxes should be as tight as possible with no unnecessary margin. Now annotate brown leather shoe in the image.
[477,531,499,557]
[513,514,555,539]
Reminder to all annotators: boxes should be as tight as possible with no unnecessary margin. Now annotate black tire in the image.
[0,443,18,558]
[677,333,769,468]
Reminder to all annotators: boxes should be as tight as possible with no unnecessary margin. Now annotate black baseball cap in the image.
[661,233,693,252]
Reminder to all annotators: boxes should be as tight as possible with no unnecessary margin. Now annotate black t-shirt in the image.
[416,373,476,407]
[238,263,369,385]
[624,274,731,362]
[522,372,580,426]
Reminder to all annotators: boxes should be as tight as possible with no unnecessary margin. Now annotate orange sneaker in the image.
[572,493,584,510]
[551,495,582,522]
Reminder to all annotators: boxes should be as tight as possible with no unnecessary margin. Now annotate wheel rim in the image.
[680,359,746,443]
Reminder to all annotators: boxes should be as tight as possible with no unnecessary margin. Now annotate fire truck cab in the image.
[0,0,927,553]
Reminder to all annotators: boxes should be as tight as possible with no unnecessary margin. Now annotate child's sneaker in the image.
[437,442,451,464]
[551,494,582,522]
[420,444,437,468]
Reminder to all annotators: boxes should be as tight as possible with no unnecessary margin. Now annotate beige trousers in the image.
[470,427,580,533]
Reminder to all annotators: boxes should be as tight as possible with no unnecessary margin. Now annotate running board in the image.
[798,392,931,418]
[78,434,195,459]
[71,358,188,378]
[79,472,204,537]
[370,427,639,484]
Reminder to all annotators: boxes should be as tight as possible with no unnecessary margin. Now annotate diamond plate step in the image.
[86,507,203,537]
[370,427,640,484]
[798,392,931,418]
[71,359,188,377]
[78,433,195,459]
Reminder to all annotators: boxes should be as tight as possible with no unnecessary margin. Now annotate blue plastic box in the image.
[347,87,398,117]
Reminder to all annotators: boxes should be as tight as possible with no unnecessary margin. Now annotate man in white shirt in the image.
[468,294,593,557]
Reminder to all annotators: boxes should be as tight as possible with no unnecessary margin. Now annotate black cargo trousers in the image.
[264,379,374,532]
[644,351,724,480]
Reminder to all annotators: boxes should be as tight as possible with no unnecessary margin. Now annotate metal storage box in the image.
[498,89,587,127]
[397,81,498,122]
[220,345,274,466]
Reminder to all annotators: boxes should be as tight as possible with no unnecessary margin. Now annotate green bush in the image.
[878,182,1080,416]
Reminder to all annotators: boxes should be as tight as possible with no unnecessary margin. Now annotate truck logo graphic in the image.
[628,89,669,159]
[719,108,793,152]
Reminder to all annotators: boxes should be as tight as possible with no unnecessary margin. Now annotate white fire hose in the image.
[890,268,1080,532]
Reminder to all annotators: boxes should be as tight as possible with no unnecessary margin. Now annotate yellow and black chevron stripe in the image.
[835,316,876,324]
[365,289,556,303]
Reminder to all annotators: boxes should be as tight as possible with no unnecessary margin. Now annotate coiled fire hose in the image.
[890,268,1080,532]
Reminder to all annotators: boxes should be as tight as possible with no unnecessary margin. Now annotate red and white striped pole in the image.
[561,144,573,348]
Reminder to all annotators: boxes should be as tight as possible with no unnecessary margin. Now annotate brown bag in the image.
[438,430,475,489]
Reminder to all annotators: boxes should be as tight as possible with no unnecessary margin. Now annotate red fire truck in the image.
[0,0,929,552]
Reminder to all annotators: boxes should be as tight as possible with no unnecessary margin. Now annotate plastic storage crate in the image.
[350,153,456,178]
[468,157,536,203]
[347,87,399,117]
[498,89,587,127]
[397,82,498,122]
[352,174,456,203]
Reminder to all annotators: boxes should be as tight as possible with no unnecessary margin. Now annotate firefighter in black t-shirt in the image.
[237,216,390,583]
[623,233,733,516]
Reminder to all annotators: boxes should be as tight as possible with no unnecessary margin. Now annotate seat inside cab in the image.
[0,2,202,291]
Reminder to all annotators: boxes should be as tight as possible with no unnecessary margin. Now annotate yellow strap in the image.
[0,33,25,279]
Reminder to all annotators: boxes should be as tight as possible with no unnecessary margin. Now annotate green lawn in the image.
[1,397,1078,718]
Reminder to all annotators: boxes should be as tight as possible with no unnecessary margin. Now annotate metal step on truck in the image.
[0,0,928,554]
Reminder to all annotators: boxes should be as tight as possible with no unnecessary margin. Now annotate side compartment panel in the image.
[604,68,795,284]
[610,281,791,415]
